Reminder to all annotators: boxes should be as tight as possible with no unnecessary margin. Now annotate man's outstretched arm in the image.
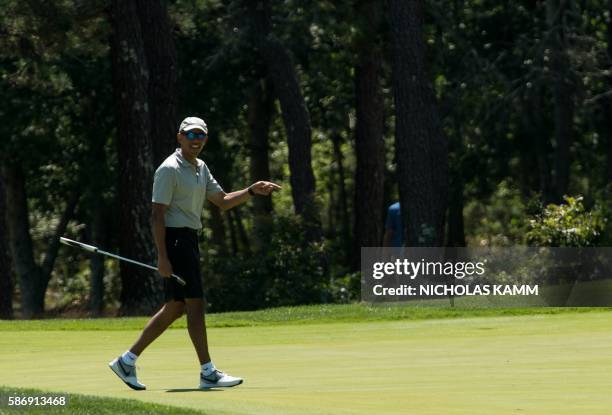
[207,181,281,211]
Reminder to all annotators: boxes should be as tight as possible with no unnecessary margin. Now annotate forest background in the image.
[1,0,611,319]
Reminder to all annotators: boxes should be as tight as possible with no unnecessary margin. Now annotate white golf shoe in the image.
[109,356,146,391]
[199,369,243,389]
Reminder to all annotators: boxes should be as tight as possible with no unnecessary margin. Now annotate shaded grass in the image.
[0,386,210,415]
[0,302,610,331]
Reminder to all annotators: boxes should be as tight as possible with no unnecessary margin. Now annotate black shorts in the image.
[164,227,203,302]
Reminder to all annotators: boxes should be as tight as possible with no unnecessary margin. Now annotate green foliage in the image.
[464,180,530,246]
[205,214,356,312]
[526,196,607,247]
[4,0,612,317]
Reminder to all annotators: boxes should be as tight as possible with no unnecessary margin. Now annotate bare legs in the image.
[129,300,185,356]
[185,298,211,364]
[128,298,211,365]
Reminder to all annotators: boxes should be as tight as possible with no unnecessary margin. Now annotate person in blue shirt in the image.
[383,202,403,247]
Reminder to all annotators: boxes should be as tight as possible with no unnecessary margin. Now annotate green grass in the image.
[0,302,609,331]
[0,386,211,414]
[1,305,612,414]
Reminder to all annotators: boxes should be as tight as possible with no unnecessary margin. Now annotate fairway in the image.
[1,311,611,415]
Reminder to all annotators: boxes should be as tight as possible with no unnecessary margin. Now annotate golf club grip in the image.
[171,274,187,286]
[92,248,186,286]
[99,250,186,285]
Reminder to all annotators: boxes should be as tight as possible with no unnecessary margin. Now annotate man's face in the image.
[177,129,207,158]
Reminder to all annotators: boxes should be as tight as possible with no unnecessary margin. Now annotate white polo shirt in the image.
[152,149,224,230]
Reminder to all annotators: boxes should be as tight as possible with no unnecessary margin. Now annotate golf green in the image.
[1,312,611,414]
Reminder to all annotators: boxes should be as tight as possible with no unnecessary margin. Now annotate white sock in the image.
[201,361,216,375]
[121,351,138,366]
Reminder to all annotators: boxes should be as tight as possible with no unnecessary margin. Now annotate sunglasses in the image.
[182,131,208,140]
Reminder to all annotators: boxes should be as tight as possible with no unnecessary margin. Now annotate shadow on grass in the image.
[164,386,275,392]
[165,388,224,393]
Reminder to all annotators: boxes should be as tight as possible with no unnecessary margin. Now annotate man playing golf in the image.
[109,116,281,390]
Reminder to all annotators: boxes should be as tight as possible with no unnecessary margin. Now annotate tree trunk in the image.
[111,0,162,315]
[446,176,466,247]
[388,0,449,246]
[547,0,574,202]
[0,172,14,319]
[248,79,274,252]
[326,176,336,238]
[3,166,78,318]
[227,211,239,255]
[604,0,612,185]
[552,83,573,201]
[137,0,179,166]
[247,0,321,239]
[209,205,229,257]
[332,133,351,258]
[603,89,612,186]
[88,205,107,316]
[525,88,554,203]
[231,208,251,255]
[447,119,466,247]
[352,0,385,269]
[3,166,43,318]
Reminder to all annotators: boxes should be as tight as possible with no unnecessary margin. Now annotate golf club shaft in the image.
[60,237,186,286]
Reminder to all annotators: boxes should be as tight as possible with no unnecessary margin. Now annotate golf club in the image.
[60,236,187,286]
